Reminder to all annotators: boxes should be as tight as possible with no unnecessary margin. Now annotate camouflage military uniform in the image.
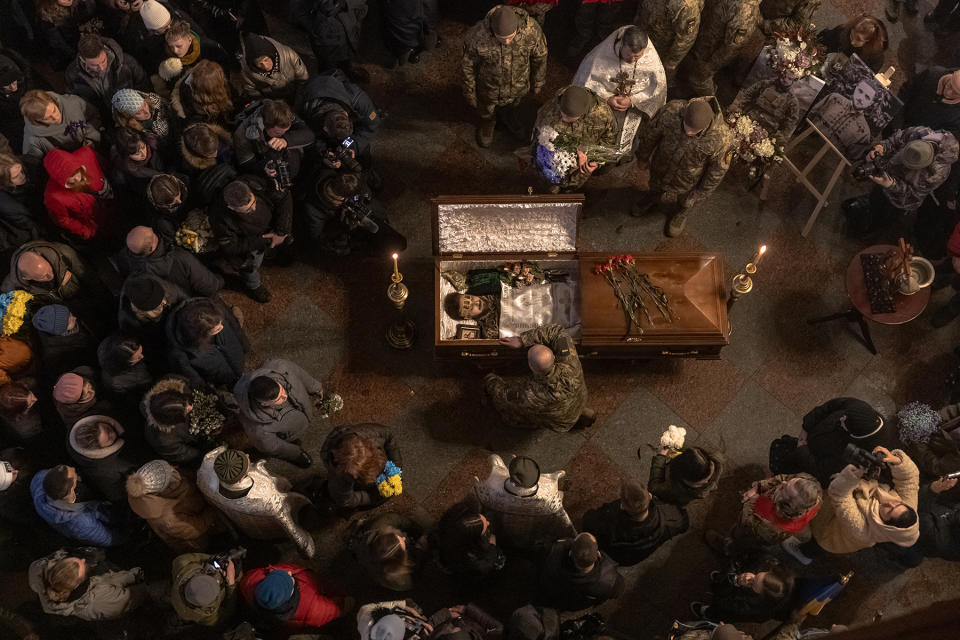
[531,87,618,190]
[876,126,960,211]
[462,5,548,119]
[484,324,587,433]
[759,0,821,36]
[729,78,800,140]
[635,96,735,207]
[635,0,704,70]
[807,92,871,159]
[681,0,761,96]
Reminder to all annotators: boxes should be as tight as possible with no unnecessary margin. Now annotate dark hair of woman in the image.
[0,382,34,415]
[150,389,192,425]
[177,299,222,348]
[331,433,386,483]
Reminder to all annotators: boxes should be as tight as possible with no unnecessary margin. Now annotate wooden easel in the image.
[760,118,850,237]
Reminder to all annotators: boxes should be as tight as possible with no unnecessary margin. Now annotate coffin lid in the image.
[431,194,583,256]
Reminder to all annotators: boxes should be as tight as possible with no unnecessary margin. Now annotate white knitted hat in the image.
[140,0,171,31]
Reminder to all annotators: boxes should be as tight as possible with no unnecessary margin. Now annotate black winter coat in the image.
[918,485,960,560]
[67,417,144,502]
[115,237,223,298]
[38,0,97,68]
[0,186,41,253]
[582,497,689,566]
[899,67,960,136]
[288,0,367,68]
[64,38,149,115]
[0,49,31,150]
[539,539,624,611]
[382,0,438,52]
[649,449,723,506]
[299,69,381,156]
[165,298,248,388]
[141,376,207,466]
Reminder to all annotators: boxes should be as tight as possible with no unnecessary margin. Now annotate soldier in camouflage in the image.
[680,0,761,97]
[634,96,735,236]
[635,0,704,73]
[531,85,618,192]
[484,323,592,433]
[463,5,548,147]
[759,0,822,36]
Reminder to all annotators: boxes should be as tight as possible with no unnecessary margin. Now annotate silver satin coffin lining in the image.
[437,202,579,254]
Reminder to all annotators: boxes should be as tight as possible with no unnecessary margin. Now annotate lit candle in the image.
[392,253,399,279]
[753,245,767,267]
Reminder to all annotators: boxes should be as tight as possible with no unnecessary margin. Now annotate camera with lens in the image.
[851,154,890,181]
[843,443,886,478]
[331,137,362,173]
[265,150,293,190]
[340,193,379,234]
[209,547,247,575]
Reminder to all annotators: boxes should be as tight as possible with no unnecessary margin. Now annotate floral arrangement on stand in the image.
[316,392,344,419]
[0,290,33,336]
[500,261,545,288]
[728,114,784,179]
[594,255,673,334]
[176,210,216,254]
[768,24,824,81]
[535,126,621,185]
[897,401,942,445]
[377,460,403,498]
[188,388,226,441]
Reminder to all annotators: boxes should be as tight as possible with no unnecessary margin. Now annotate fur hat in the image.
[127,460,173,497]
[113,89,145,116]
[53,373,84,404]
[140,0,171,31]
[158,57,183,81]
[32,305,71,336]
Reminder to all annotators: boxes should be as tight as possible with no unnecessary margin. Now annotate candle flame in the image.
[760,245,767,254]
[392,253,398,259]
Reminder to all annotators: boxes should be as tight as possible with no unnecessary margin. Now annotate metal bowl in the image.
[898,257,935,295]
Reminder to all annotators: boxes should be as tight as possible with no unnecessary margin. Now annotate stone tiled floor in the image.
[226,0,960,637]
[7,1,960,638]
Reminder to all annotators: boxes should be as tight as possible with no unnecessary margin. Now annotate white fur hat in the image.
[140,0,171,31]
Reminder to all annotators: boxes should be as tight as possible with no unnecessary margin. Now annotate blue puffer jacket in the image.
[30,470,122,547]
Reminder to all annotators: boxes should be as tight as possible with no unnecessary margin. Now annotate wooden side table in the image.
[807,244,931,355]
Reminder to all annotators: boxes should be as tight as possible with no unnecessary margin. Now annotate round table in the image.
[808,244,931,355]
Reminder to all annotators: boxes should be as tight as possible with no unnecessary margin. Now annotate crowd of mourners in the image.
[0,0,960,638]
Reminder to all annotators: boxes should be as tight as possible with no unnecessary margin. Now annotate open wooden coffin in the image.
[432,195,730,360]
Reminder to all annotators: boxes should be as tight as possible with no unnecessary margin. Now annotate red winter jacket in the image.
[238,564,344,632]
[948,222,960,257]
[42,146,108,240]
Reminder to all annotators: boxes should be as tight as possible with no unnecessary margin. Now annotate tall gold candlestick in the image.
[386,251,415,349]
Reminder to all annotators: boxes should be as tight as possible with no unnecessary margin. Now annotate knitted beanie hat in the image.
[253,570,295,611]
[113,89,146,116]
[126,277,165,311]
[843,400,884,439]
[684,100,714,132]
[491,6,519,37]
[135,460,173,494]
[244,34,277,68]
[214,449,249,485]
[184,574,220,607]
[32,305,71,336]
[158,57,183,81]
[53,373,84,403]
[140,0,171,31]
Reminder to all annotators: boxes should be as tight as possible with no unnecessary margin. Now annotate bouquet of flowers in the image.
[376,460,403,498]
[0,290,33,336]
[728,114,784,178]
[594,255,673,334]
[897,401,941,445]
[534,126,621,185]
[769,24,824,81]
[176,210,216,254]
[188,388,226,440]
[316,392,343,419]
[500,261,545,288]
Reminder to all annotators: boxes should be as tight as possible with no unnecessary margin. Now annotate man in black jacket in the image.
[582,479,689,566]
[0,48,31,151]
[117,226,224,298]
[233,99,314,189]
[288,0,369,81]
[211,179,291,303]
[539,532,624,611]
[899,68,960,135]
[64,34,149,119]
[916,476,960,562]
[299,69,381,172]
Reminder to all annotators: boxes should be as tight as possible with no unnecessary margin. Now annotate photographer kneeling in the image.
[809,446,920,556]
[843,126,958,235]
[170,550,244,627]
[301,170,406,257]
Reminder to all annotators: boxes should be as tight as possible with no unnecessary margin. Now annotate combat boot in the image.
[666,210,689,237]
[476,118,496,148]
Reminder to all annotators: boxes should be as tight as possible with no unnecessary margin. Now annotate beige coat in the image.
[127,470,218,553]
[811,449,920,554]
